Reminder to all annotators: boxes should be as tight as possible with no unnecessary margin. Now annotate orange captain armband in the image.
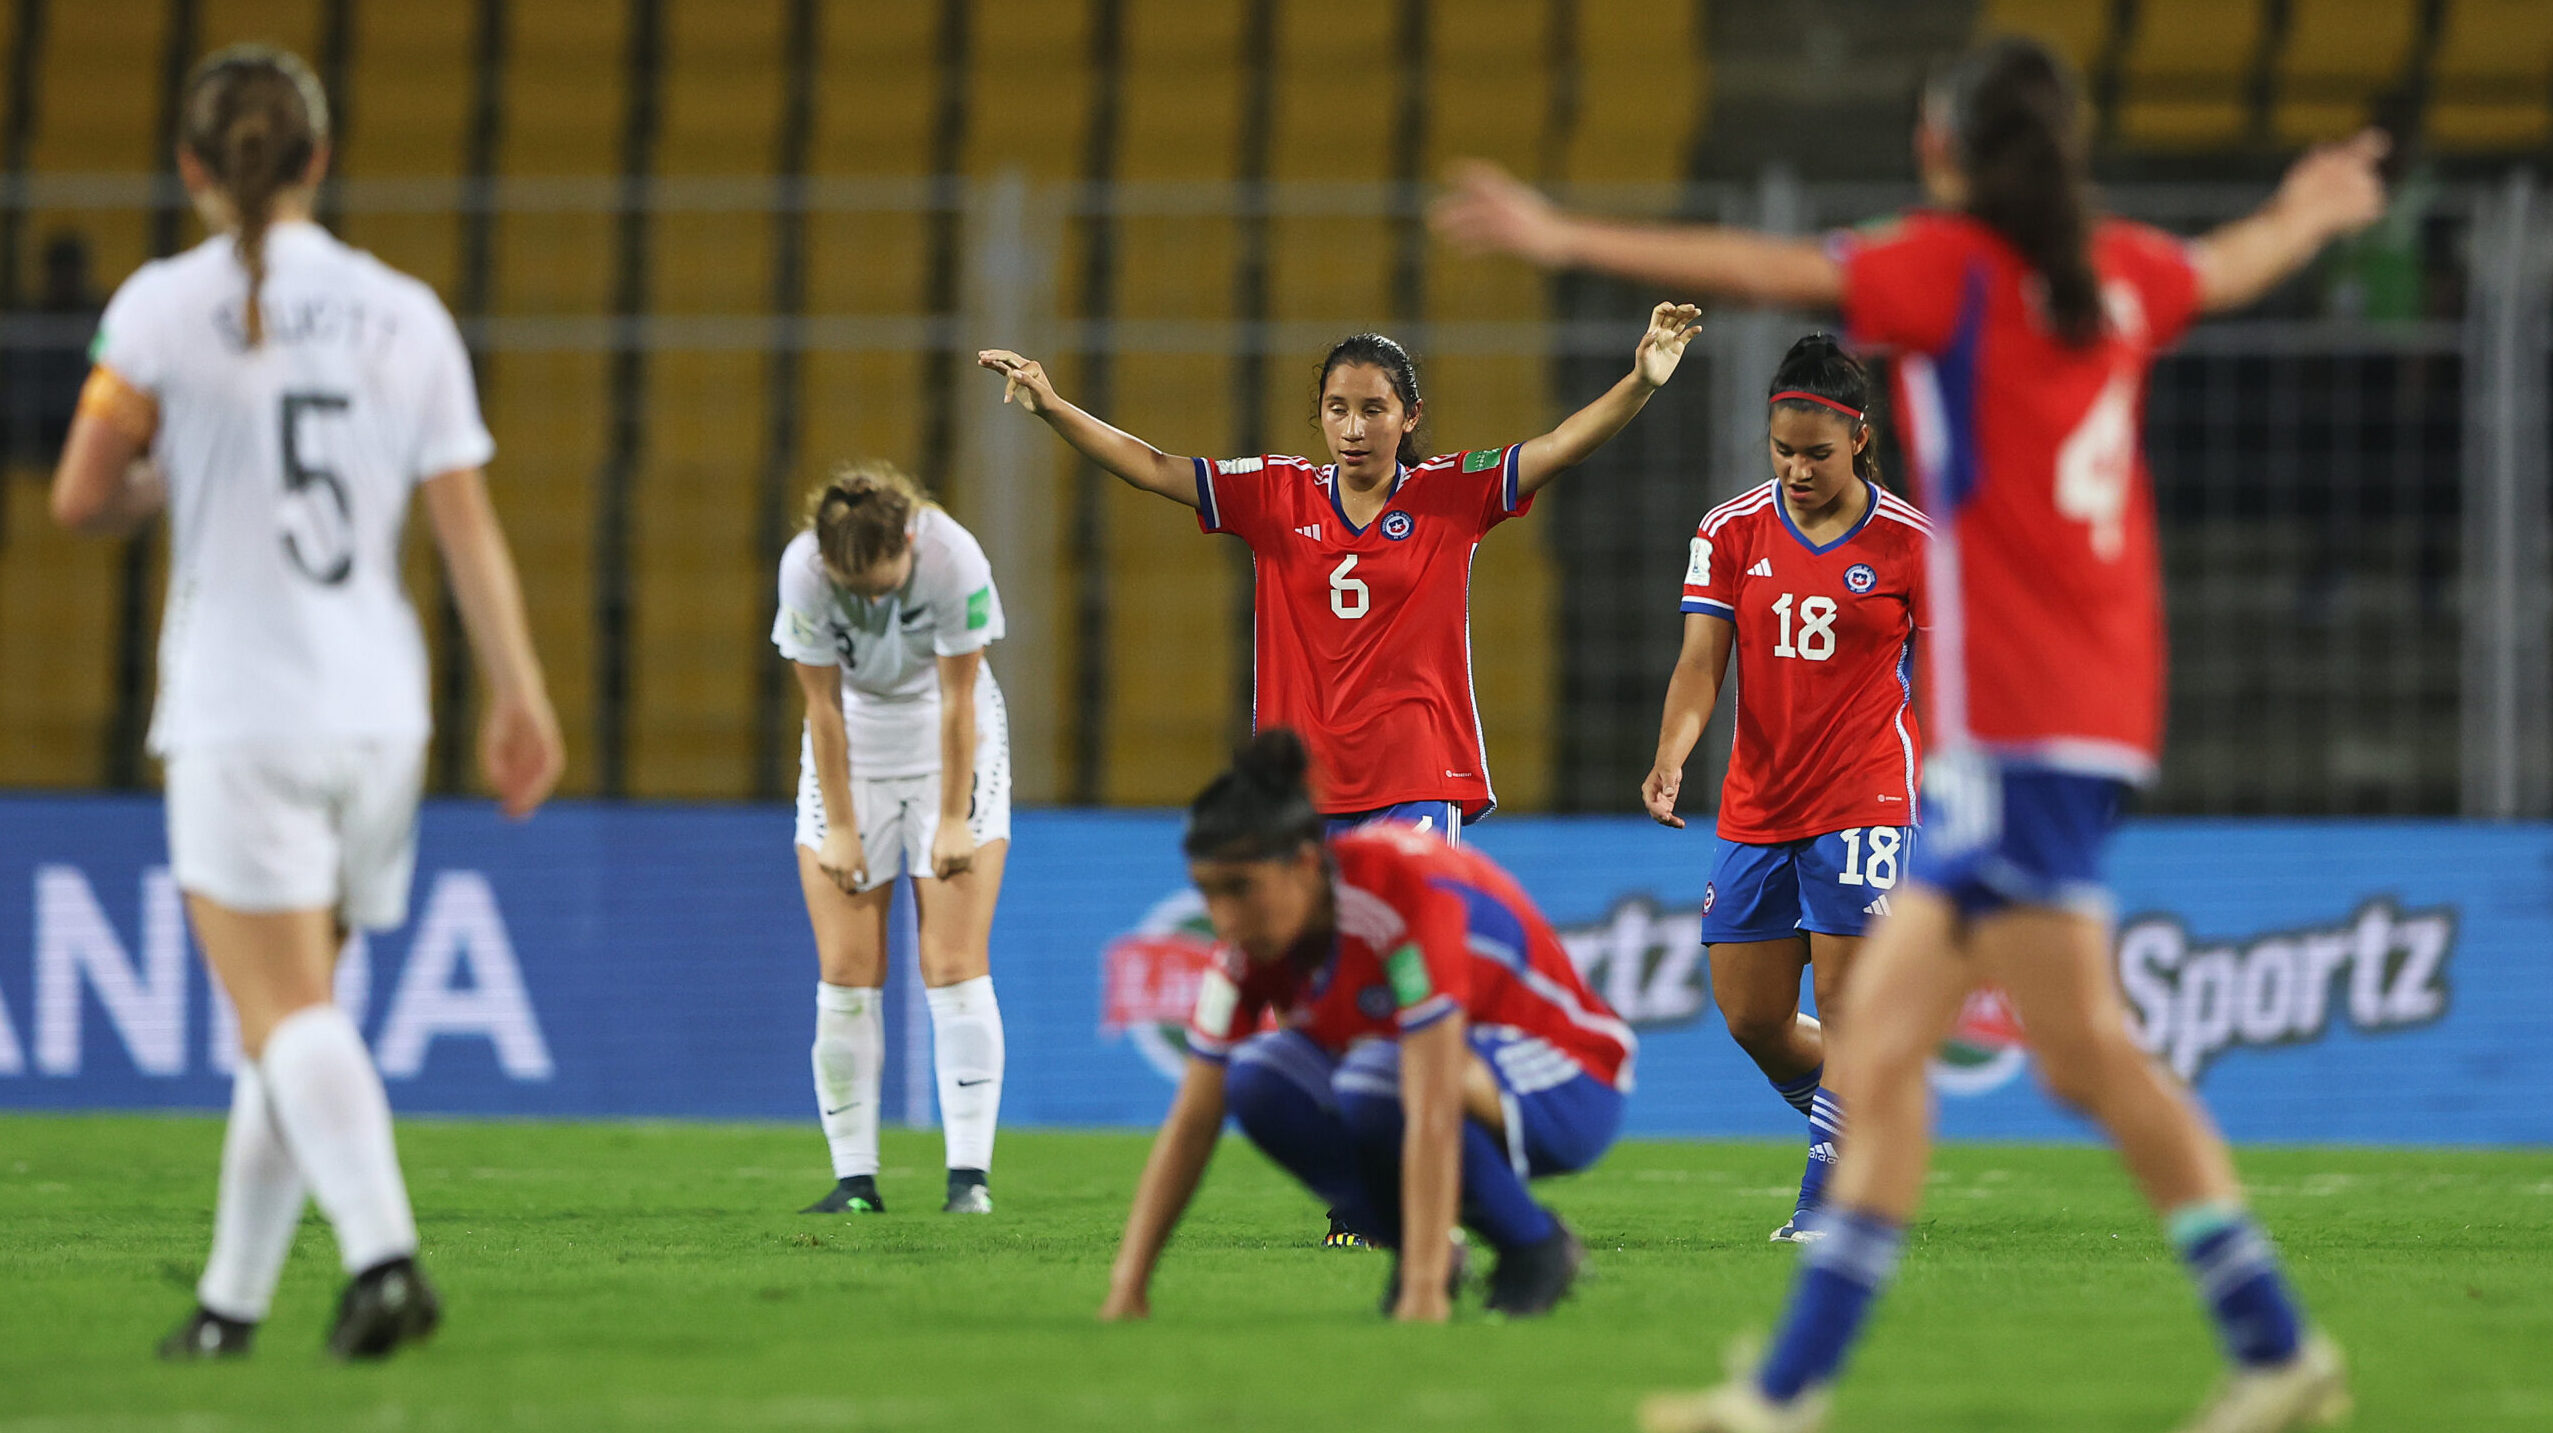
[76,364,159,448]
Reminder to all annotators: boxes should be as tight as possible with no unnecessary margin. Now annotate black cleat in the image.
[325,1256,442,1361]
[157,1306,256,1360]
[1323,1208,1370,1250]
[1378,1233,1471,1315]
[1483,1217,1584,1318]
[801,1175,884,1214]
[942,1167,992,1214]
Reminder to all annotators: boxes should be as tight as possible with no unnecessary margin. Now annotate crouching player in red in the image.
[1102,730,1635,1322]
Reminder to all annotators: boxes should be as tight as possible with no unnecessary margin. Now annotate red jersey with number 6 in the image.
[1833,211,2201,781]
[1195,446,1530,819]
[1682,479,1930,843]
[1183,824,1636,1090]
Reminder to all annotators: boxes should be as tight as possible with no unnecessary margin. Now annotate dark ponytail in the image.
[179,45,328,350]
[1769,332,1880,485]
[1931,36,2102,347]
[1183,728,1324,862]
[1315,334,1428,466]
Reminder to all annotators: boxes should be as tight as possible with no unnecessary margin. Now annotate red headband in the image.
[1770,390,1865,422]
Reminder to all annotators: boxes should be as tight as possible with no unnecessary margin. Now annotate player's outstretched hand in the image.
[929,821,977,882]
[2273,128,2390,242]
[816,827,867,895]
[976,350,1058,416]
[1431,159,1573,267]
[1642,765,1685,829]
[1098,1283,1149,1322]
[482,685,564,821]
[1635,303,1705,388]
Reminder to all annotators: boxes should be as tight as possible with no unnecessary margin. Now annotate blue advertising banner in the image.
[1,797,2545,1146]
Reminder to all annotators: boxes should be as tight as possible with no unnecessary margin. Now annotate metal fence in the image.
[0,170,2544,815]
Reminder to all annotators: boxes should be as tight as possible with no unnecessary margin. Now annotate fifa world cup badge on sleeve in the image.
[1461,448,1502,473]
[966,587,991,631]
[1384,943,1433,1007]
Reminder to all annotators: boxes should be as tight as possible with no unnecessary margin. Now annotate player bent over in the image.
[775,463,1012,1216]
[1102,730,1636,1322]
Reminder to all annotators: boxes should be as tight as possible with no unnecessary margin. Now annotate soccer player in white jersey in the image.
[773,462,1012,1216]
[47,47,563,1362]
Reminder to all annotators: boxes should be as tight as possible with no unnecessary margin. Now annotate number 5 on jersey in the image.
[280,390,355,585]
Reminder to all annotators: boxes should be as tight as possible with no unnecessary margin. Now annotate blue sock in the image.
[1757,1208,1903,1403]
[1769,1067,1821,1118]
[1225,1049,1386,1242]
[1336,1087,1557,1253]
[2168,1202,2304,1367]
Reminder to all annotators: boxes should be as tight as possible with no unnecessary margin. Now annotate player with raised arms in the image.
[774,462,1012,1218]
[49,46,564,1361]
[976,305,1699,839]
[1646,333,1927,1245]
[982,308,1692,1247]
[1438,34,2386,1433]
[1100,729,1635,1322]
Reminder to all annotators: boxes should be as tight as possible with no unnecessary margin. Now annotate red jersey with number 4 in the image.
[1184,825,1636,1090]
[1682,479,1929,843]
[1834,211,2201,781]
[1195,446,1529,818]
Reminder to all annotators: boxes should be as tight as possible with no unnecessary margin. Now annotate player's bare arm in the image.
[1102,1056,1230,1321]
[976,349,1199,506]
[1432,160,1844,307]
[2192,129,2389,314]
[1393,1011,1468,1323]
[49,374,165,536]
[422,468,565,821]
[793,660,866,893]
[1645,614,1735,829]
[1514,303,1703,496]
[931,650,983,881]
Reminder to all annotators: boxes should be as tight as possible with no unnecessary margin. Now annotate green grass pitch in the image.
[2,1115,2548,1432]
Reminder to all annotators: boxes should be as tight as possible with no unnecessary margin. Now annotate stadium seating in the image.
[1099,0,1247,805]
[628,0,787,799]
[486,0,629,796]
[2116,0,2268,149]
[1977,0,2116,85]
[1562,0,1707,187]
[2428,0,2553,151]
[0,0,171,788]
[2272,0,2420,146]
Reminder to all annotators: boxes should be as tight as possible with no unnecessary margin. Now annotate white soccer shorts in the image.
[795,691,1012,893]
[164,740,427,930]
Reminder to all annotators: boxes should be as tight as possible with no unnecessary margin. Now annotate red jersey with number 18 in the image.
[1834,211,2201,781]
[1195,446,1530,819]
[1681,479,1930,843]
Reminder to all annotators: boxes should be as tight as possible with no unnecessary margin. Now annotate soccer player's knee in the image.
[2029,1033,2131,1113]
[1722,1005,1798,1059]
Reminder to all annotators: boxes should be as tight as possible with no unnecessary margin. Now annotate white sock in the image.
[813,983,885,1179]
[196,1064,307,1322]
[925,976,1004,1172]
[259,1005,418,1274]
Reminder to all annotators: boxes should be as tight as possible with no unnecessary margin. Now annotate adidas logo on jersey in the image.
[1295,524,1323,541]
[1748,558,1774,577]
[1864,894,1892,917]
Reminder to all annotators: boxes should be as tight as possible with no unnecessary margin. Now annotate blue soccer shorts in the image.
[1906,750,2127,917]
[1701,826,1915,944]
[1324,801,1462,845]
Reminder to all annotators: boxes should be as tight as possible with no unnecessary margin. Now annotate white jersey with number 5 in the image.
[93,220,493,755]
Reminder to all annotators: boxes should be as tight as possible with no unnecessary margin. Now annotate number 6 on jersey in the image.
[1329,554,1370,619]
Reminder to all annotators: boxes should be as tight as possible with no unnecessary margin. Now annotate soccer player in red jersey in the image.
[1439,36,2386,1433]
[976,304,1699,835]
[1644,334,1928,1246]
[1100,731,1634,1323]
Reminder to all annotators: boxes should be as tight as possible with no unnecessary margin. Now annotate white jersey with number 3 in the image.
[93,220,494,755]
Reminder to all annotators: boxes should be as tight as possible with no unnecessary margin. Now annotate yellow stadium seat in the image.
[2273,0,2419,145]
[1118,0,1242,181]
[1563,0,1705,186]
[196,0,322,60]
[626,0,788,798]
[2429,0,2553,151]
[338,1,473,296]
[1977,0,2113,83]
[963,0,1093,180]
[2117,0,2266,149]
